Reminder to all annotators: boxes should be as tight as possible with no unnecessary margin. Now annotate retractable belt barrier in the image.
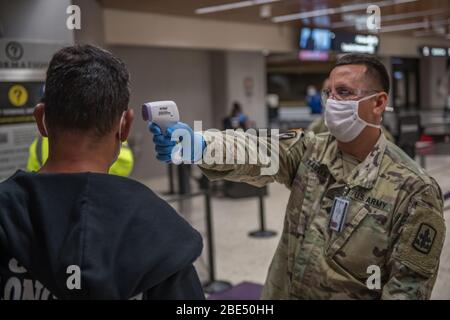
[165,189,232,294]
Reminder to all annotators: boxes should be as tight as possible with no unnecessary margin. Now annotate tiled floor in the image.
[143,154,450,300]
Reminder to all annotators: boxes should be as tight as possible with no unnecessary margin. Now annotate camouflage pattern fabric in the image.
[307,116,328,135]
[199,130,445,300]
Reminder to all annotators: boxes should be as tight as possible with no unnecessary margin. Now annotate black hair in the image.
[43,45,130,136]
[232,102,242,116]
[332,53,390,94]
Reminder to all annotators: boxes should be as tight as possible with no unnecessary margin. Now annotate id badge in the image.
[329,196,350,233]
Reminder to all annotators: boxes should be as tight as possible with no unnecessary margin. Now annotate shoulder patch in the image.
[278,131,296,140]
[278,129,304,140]
[393,205,445,277]
[413,223,436,254]
[278,129,302,140]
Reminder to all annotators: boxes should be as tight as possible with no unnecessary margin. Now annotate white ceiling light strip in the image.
[379,21,427,32]
[272,0,418,23]
[413,30,436,36]
[195,0,280,15]
[379,18,450,33]
[331,8,444,29]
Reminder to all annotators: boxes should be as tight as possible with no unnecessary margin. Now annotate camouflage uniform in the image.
[199,129,445,299]
[306,116,396,144]
[307,116,328,134]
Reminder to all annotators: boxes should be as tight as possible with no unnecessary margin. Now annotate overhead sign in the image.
[8,85,29,107]
[299,28,333,52]
[5,42,24,61]
[0,123,38,181]
[333,33,379,54]
[298,50,329,61]
[0,82,44,125]
[0,70,44,181]
[0,39,65,69]
[0,40,64,181]
[420,46,450,57]
[298,29,379,54]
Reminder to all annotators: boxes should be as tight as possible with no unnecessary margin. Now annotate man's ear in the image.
[33,103,48,137]
[373,92,388,117]
[119,108,134,142]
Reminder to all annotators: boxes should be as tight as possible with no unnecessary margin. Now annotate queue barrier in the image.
[164,189,232,294]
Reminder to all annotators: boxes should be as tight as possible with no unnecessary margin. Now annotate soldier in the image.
[307,78,396,143]
[150,53,445,299]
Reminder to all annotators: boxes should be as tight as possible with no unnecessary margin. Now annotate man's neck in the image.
[337,127,381,162]
[39,159,109,174]
[38,133,115,174]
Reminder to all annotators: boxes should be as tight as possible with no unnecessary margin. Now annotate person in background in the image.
[305,85,322,114]
[308,78,395,143]
[27,137,134,177]
[223,101,253,130]
[27,91,134,177]
[307,79,331,134]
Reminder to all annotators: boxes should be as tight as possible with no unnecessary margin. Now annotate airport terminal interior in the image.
[1,0,450,300]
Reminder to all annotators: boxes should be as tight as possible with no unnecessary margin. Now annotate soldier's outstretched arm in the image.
[381,183,446,299]
[198,129,309,189]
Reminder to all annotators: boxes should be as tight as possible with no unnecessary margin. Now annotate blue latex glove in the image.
[149,122,206,164]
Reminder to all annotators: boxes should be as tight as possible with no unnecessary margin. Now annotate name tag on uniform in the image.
[329,197,349,233]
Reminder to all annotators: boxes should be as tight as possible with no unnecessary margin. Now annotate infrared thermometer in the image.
[142,101,180,134]
[142,100,183,163]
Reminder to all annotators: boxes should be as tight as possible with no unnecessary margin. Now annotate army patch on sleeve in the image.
[412,223,436,254]
[277,131,297,140]
[393,206,445,277]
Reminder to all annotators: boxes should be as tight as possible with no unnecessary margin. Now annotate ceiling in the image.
[100,0,450,38]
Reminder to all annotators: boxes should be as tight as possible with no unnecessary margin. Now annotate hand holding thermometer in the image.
[142,101,183,163]
[144,101,205,164]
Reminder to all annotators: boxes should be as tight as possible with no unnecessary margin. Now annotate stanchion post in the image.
[178,165,192,213]
[168,164,175,194]
[202,185,232,294]
[162,164,176,195]
[248,191,277,238]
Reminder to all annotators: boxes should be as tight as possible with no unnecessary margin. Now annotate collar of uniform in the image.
[321,132,387,189]
[345,132,387,189]
[320,135,344,183]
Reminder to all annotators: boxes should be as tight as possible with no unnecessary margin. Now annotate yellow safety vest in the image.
[27,137,134,177]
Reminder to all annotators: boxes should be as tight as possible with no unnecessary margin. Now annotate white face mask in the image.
[324,94,381,143]
[42,113,49,136]
[113,111,126,164]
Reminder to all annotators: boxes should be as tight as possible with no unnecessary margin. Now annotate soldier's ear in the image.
[373,92,388,117]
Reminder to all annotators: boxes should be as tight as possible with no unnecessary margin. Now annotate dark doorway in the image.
[391,57,420,110]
